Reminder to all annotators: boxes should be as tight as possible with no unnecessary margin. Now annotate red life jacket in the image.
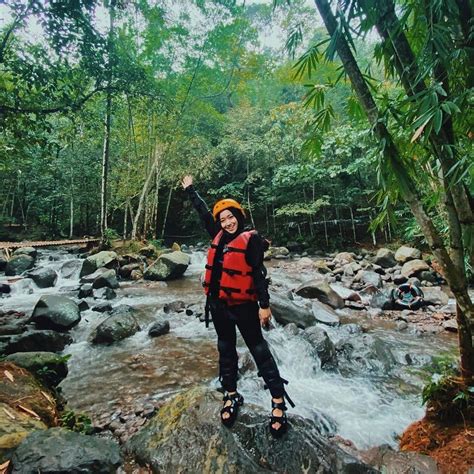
[204,230,258,305]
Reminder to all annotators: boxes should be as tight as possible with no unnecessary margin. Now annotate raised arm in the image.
[181,175,219,238]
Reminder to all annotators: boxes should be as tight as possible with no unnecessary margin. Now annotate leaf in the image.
[411,117,430,143]
[2,407,16,420]
[0,460,10,474]
[4,370,14,382]
[41,390,54,405]
[17,405,41,419]
[433,109,443,134]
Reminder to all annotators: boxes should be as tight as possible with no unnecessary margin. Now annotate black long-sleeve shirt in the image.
[185,185,270,308]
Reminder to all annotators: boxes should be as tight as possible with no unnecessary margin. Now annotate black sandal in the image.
[269,399,288,438]
[220,392,244,427]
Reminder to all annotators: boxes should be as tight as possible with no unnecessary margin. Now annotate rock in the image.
[13,247,37,259]
[31,295,80,331]
[313,260,332,274]
[286,241,304,253]
[396,321,408,331]
[373,248,397,268]
[329,284,361,302]
[295,279,345,309]
[395,246,421,263]
[419,270,438,283]
[369,290,394,310]
[27,267,58,288]
[59,259,82,278]
[296,257,314,268]
[130,269,143,280]
[139,245,158,258]
[303,326,338,369]
[79,251,118,277]
[163,300,186,313]
[119,263,142,279]
[92,268,119,290]
[359,271,382,288]
[264,246,289,260]
[393,274,408,285]
[343,262,361,277]
[1,330,72,355]
[91,305,140,344]
[5,352,68,387]
[401,259,430,278]
[0,284,11,294]
[407,277,422,288]
[144,251,190,281]
[78,300,89,312]
[333,252,355,265]
[94,287,117,300]
[422,287,449,306]
[148,320,170,337]
[78,284,93,298]
[10,428,122,473]
[0,361,58,460]
[0,251,7,272]
[5,255,35,276]
[80,266,112,284]
[361,444,438,474]
[126,387,374,474]
[442,319,458,332]
[0,311,28,336]
[311,301,340,326]
[269,291,315,328]
[92,302,113,313]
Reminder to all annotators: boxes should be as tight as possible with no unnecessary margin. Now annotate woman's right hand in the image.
[181,175,193,190]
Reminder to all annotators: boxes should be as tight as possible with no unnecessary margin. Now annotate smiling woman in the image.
[181,174,295,438]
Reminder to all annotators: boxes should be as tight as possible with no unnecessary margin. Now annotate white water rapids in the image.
[0,248,456,449]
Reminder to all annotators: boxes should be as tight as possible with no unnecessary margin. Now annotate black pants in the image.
[210,298,285,398]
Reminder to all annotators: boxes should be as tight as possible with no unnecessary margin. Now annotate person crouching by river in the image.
[181,175,294,438]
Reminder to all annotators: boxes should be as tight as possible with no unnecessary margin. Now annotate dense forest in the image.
[0,0,413,249]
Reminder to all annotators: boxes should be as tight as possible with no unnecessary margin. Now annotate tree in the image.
[292,0,473,380]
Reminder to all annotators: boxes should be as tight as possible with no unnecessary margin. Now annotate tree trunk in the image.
[313,0,473,380]
[161,186,173,240]
[100,1,115,243]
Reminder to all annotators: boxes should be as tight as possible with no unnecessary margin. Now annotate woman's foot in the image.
[220,391,244,427]
[270,397,288,438]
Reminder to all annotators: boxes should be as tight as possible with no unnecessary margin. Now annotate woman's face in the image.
[219,209,238,234]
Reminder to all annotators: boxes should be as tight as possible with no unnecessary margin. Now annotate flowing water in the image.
[0,248,457,449]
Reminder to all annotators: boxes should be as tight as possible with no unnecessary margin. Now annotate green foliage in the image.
[103,228,120,248]
[60,410,93,435]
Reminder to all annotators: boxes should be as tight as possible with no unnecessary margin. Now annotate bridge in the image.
[0,238,100,251]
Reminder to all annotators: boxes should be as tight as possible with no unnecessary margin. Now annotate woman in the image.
[181,175,293,438]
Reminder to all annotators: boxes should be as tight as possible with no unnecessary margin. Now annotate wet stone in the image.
[92,302,113,313]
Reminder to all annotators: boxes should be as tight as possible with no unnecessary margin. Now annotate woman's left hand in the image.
[259,307,272,327]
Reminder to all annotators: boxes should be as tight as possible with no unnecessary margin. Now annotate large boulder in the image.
[126,386,375,474]
[302,326,338,370]
[91,268,119,290]
[0,362,58,461]
[13,247,37,259]
[358,271,383,289]
[148,320,170,338]
[144,251,190,281]
[59,259,82,278]
[79,251,118,277]
[10,428,122,473]
[422,287,450,306]
[295,280,344,309]
[5,255,35,276]
[269,291,315,328]
[373,248,397,268]
[0,330,72,355]
[401,259,430,278]
[369,290,394,310]
[80,267,110,284]
[119,263,142,279]
[30,295,80,331]
[90,305,140,344]
[27,267,58,288]
[395,246,421,263]
[5,352,68,388]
